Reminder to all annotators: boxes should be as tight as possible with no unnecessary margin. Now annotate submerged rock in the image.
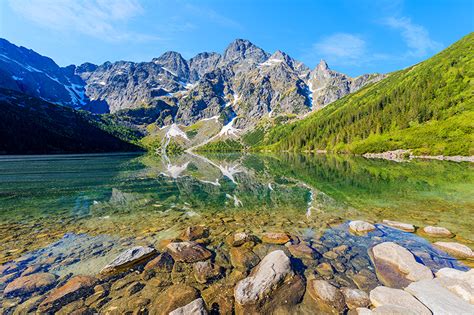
[234,250,302,312]
[181,226,209,241]
[341,287,370,309]
[405,279,474,314]
[261,232,290,244]
[287,243,317,259]
[229,247,260,270]
[306,279,345,313]
[349,221,375,235]
[193,261,222,284]
[100,246,156,275]
[169,298,208,315]
[369,286,430,315]
[166,242,212,263]
[143,252,174,278]
[370,242,433,288]
[422,226,453,237]
[151,284,200,315]
[226,232,255,247]
[3,272,57,297]
[38,275,96,313]
[382,220,415,232]
[433,241,474,259]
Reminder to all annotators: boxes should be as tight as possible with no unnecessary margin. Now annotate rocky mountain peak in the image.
[317,59,330,72]
[188,52,222,82]
[152,51,189,79]
[222,39,270,64]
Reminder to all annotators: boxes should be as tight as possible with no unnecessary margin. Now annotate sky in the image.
[0,0,472,76]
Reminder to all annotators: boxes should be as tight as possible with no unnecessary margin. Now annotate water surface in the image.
[1,152,472,264]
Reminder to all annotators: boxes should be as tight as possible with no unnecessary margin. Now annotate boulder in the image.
[434,268,474,303]
[372,305,418,315]
[100,246,156,275]
[229,247,260,270]
[151,284,200,315]
[433,242,474,259]
[166,242,212,263]
[369,242,432,288]
[422,226,453,237]
[306,279,345,313]
[169,298,208,315]
[181,226,209,241]
[261,232,290,244]
[405,279,474,314]
[3,272,57,297]
[349,221,375,234]
[369,286,430,315]
[348,308,373,315]
[38,275,96,313]
[234,250,293,306]
[382,220,415,232]
[341,287,370,309]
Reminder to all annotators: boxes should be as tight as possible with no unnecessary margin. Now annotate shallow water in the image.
[0,152,473,312]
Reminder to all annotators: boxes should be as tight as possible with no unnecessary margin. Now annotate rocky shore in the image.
[362,150,474,163]
[0,221,473,314]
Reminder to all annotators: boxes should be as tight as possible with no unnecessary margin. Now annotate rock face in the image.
[38,275,96,313]
[0,38,383,130]
[349,221,376,234]
[234,250,293,307]
[166,242,212,263]
[169,298,208,315]
[370,242,433,288]
[382,220,415,232]
[369,286,431,315]
[422,226,453,237]
[405,279,474,314]
[100,246,156,275]
[308,60,384,110]
[3,272,57,296]
[433,241,474,259]
[0,39,88,108]
[306,279,345,313]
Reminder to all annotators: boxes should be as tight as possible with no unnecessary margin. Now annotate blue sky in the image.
[1,0,472,76]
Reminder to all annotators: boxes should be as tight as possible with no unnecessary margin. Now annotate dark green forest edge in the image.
[255,33,473,156]
[0,89,142,154]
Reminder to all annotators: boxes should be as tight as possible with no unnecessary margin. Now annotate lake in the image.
[0,152,473,313]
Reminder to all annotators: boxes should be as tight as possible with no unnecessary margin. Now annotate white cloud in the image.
[383,17,442,57]
[8,0,160,42]
[310,33,369,66]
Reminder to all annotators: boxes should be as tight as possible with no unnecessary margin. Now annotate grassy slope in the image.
[0,89,143,154]
[259,33,474,156]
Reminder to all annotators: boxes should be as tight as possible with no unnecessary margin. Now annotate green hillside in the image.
[0,89,143,154]
[258,33,474,156]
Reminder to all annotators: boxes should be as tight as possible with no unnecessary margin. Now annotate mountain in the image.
[0,39,88,108]
[0,38,386,153]
[0,88,141,154]
[258,33,474,156]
